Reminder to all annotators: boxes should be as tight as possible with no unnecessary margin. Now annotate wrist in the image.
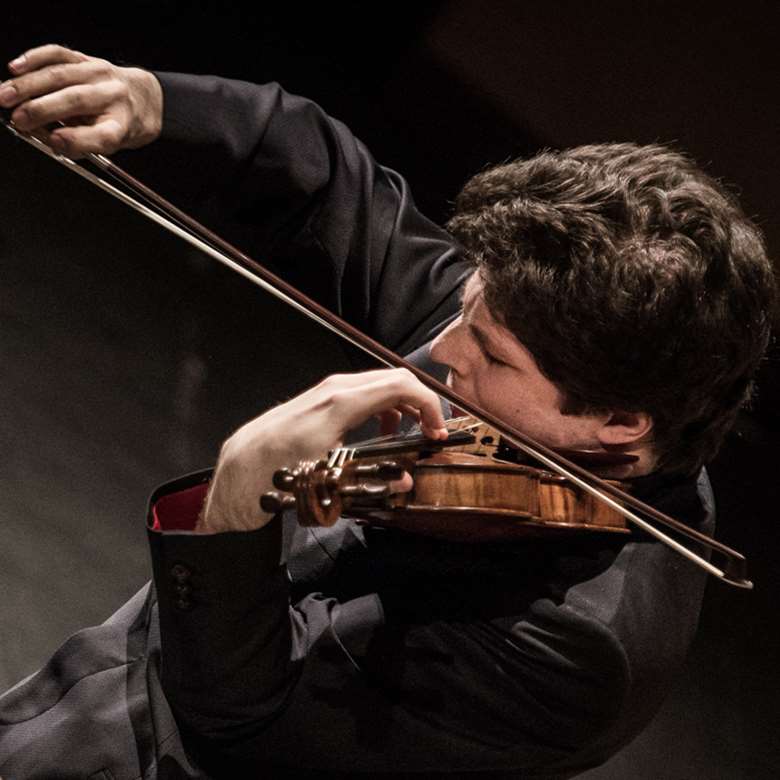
[196,444,282,534]
[126,67,163,148]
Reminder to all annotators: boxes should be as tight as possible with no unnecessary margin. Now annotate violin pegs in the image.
[272,467,297,491]
[339,483,390,498]
[354,461,404,481]
[325,467,343,488]
[376,461,405,480]
[260,491,297,514]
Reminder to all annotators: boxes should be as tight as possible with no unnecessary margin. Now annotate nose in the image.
[430,316,474,378]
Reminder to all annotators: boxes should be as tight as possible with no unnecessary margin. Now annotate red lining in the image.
[152,483,209,531]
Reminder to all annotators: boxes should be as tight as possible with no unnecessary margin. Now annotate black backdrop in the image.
[1,2,779,777]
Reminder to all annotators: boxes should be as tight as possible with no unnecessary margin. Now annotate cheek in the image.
[477,376,570,446]
[429,337,445,364]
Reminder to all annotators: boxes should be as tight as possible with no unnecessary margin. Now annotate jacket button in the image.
[175,583,192,596]
[170,563,191,583]
[175,597,192,611]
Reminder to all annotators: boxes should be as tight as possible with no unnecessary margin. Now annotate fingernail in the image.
[0,83,17,106]
[9,55,26,71]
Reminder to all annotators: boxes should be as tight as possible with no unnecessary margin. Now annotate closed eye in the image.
[483,350,507,367]
[469,326,507,366]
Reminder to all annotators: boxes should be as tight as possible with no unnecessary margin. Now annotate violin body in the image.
[263,422,630,543]
[374,451,630,541]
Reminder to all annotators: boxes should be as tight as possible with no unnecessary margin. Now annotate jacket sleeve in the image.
[119,73,471,354]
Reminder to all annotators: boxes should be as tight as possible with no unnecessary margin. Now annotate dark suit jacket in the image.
[0,75,713,779]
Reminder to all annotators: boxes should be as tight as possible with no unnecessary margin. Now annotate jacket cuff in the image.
[147,512,288,701]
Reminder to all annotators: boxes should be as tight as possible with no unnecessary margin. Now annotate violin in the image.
[261,418,631,542]
[0,111,752,588]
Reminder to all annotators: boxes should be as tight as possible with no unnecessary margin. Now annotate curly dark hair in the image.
[447,143,776,475]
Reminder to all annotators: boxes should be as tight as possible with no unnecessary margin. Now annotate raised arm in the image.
[129,71,470,351]
[3,45,470,351]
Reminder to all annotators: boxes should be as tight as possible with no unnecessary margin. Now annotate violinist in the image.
[0,45,775,778]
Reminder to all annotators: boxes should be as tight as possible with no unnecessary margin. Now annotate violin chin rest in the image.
[540,447,638,468]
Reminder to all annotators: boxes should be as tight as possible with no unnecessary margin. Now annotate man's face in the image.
[429,273,608,451]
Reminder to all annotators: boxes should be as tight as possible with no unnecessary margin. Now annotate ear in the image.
[596,410,653,447]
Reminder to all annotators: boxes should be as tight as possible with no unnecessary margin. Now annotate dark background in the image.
[1,2,778,777]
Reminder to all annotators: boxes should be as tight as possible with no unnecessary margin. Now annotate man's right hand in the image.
[0,44,163,157]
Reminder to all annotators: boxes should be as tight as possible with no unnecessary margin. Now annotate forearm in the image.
[118,75,325,239]
[144,365,450,751]
[120,72,469,351]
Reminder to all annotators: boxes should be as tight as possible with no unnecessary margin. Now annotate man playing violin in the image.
[0,45,775,778]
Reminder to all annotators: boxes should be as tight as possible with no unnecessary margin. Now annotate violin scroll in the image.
[260,459,408,526]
